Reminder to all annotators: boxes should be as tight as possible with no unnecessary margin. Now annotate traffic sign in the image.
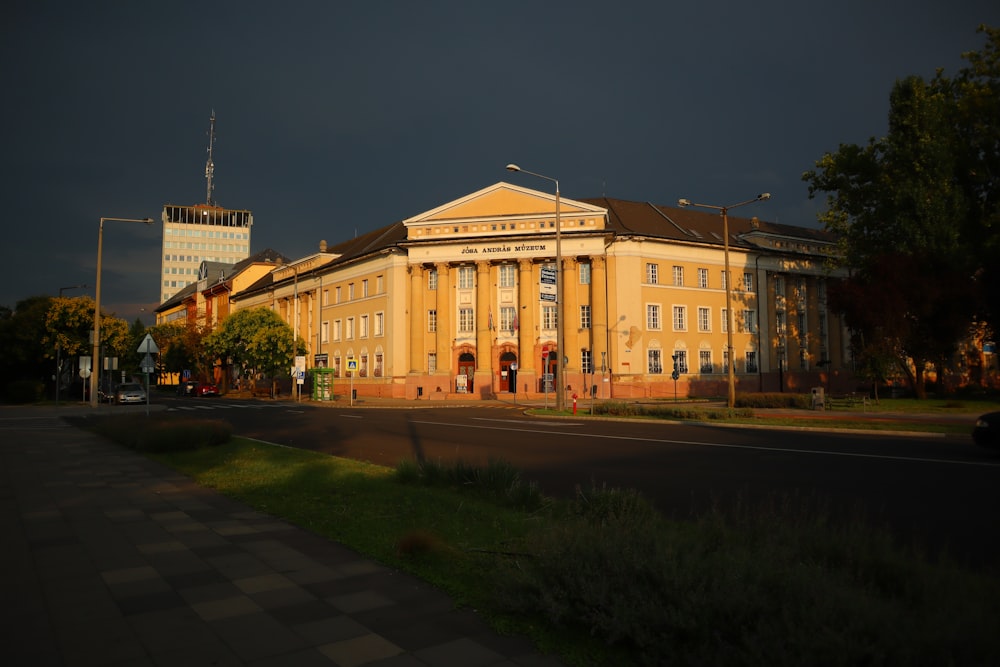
[540,267,556,302]
[137,333,159,354]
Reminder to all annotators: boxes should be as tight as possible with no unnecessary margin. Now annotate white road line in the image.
[411,420,1000,468]
[471,418,584,426]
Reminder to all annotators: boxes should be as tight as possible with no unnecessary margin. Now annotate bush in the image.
[736,392,812,409]
[4,380,45,404]
[394,457,545,510]
[79,414,231,452]
[497,496,1000,666]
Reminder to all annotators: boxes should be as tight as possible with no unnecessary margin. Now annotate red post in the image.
[572,393,578,415]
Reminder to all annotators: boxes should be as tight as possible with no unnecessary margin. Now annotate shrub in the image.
[736,392,812,409]
[393,458,545,510]
[79,414,231,452]
[4,380,45,404]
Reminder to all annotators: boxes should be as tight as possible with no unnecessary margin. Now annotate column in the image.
[517,259,536,373]
[435,263,451,375]
[408,265,424,373]
[562,257,579,375]
[591,256,609,396]
[475,261,494,395]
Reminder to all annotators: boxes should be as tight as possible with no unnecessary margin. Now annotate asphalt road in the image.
[166,397,1000,570]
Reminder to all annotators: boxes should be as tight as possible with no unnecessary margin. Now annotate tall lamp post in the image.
[678,194,770,408]
[505,164,565,411]
[55,284,87,405]
[90,216,154,407]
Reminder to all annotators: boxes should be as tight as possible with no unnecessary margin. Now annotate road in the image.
[165,397,1000,570]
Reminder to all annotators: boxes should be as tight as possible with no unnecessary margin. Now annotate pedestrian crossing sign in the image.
[347,358,358,372]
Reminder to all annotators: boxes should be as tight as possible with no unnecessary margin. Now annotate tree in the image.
[804,25,1000,396]
[204,307,297,387]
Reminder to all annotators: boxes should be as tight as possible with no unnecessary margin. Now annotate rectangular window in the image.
[699,350,713,373]
[346,317,355,339]
[774,275,784,297]
[376,275,384,293]
[333,319,342,341]
[375,311,384,337]
[458,265,474,289]
[672,265,684,286]
[647,348,662,374]
[698,268,709,288]
[427,352,437,373]
[741,309,756,333]
[698,307,710,332]
[321,320,329,343]
[362,279,369,297]
[721,270,728,290]
[723,349,730,372]
[676,350,689,373]
[348,283,355,300]
[743,272,753,292]
[459,307,474,333]
[542,305,557,330]
[335,286,341,303]
[582,349,593,374]
[428,309,437,333]
[646,304,661,330]
[580,304,592,329]
[672,305,686,331]
[745,351,758,373]
[360,314,369,338]
[499,264,516,288]
[323,289,329,306]
[359,353,368,377]
[428,269,438,290]
[501,306,516,332]
[646,263,658,284]
[776,310,786,335]
[721,308,729,334]
[579,262,591,285]
[374,353,384,377]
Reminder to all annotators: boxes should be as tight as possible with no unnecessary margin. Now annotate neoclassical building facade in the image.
[226,182,856,400]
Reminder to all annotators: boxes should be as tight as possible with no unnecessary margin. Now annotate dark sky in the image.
[3,1,997,324]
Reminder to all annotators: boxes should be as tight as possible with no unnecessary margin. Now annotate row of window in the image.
[647,349,759,375]
[647,264,754,291]
[164,228,249,240]
[322,276,384,305]
[163,241,249,254]
[424,262,594,290]
[322,351,385,378]
[647,305,757,333]
[323,312,386,342]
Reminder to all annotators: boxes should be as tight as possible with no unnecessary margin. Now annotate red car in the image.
[195,382,219,397]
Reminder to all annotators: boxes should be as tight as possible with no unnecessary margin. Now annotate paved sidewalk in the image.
[0,407,564,667]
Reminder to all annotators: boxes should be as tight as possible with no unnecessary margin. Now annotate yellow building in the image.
[228,182,856,400]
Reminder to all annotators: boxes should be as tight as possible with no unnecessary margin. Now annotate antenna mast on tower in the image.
[205,111,216,206]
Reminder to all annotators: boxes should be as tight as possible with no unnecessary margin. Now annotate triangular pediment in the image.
[403,182,607,241]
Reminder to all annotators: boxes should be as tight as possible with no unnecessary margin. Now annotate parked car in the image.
[115,382,147,404]
[196,382,218,397]
[176,380,199,396]
[972,411,1000,449]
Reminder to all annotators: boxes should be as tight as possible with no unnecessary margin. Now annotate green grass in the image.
[78,413,1000,666]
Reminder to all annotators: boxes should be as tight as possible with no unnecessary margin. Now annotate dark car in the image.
[972,411,1000,449]
[176,380,199,397]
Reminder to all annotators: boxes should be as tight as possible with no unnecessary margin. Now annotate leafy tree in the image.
[204,307,297,387]
[0,295,54,384]
[804,25,999,397]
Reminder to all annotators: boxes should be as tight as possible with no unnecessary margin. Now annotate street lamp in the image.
[55,284,87,405]
[677,194,770,408]
[90,216,154,407]
[505,163,565,411]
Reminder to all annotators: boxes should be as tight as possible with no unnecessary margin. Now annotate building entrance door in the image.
[499,351,517,393]
[457,353,475,393]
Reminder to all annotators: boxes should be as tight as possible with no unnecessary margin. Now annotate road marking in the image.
[471,418,584,426]
[411,420,1000,468]
[340,414,363,419]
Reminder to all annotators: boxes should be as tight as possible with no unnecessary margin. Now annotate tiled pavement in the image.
[1,407,564,666]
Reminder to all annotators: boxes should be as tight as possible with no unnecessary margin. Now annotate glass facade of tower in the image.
[160,203,253,302]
